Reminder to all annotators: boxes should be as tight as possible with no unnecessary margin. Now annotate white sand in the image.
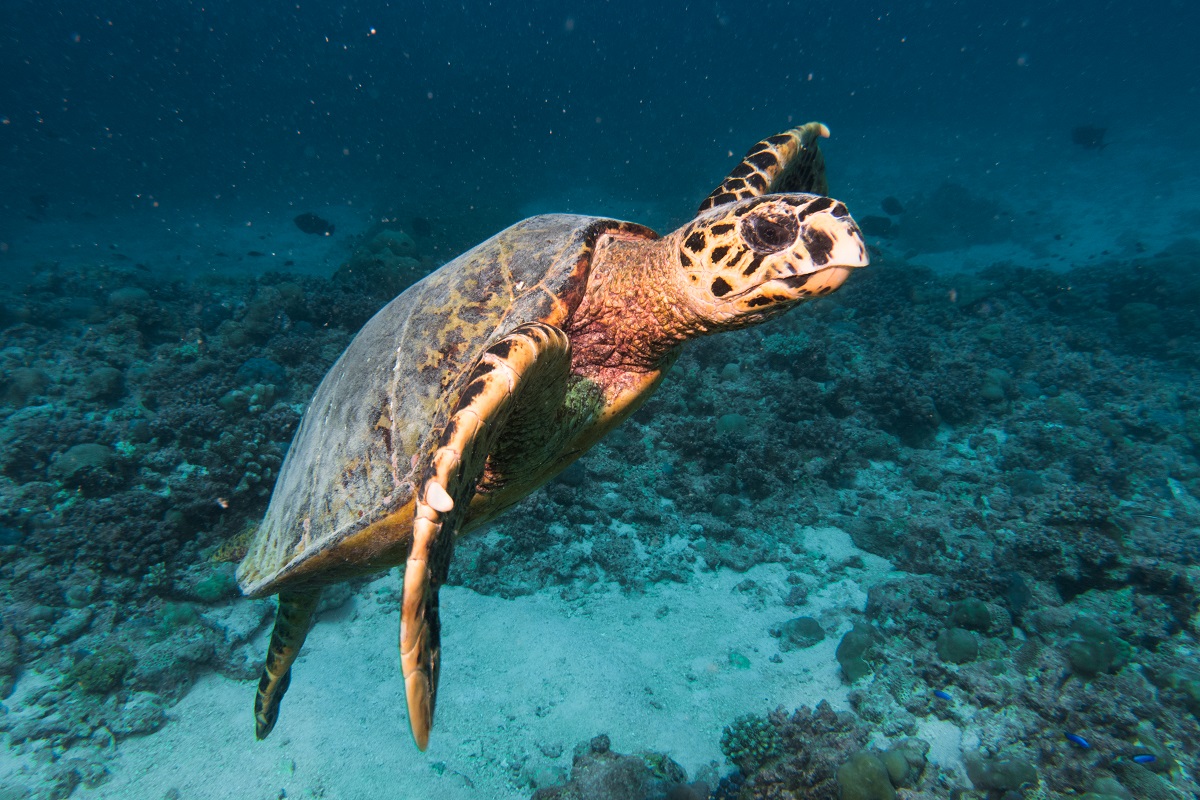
[32,534,891,800]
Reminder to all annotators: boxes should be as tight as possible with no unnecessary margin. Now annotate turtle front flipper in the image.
[401,321,572,750]
[698,121,831,213]
[254,586,321,739]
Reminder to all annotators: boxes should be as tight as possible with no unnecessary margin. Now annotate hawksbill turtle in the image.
[236,121,868,749]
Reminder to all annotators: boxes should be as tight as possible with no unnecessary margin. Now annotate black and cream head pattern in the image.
[675,193,869,325]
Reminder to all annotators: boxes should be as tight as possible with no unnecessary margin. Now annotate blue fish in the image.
[933,690,952,701]
[1132,754,1156,764]
[1064,733,1090,749]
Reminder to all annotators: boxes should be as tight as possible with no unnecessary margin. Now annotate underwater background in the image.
[2,1,1199,798]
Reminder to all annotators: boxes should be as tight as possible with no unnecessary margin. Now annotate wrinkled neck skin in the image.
[566,230,708,378]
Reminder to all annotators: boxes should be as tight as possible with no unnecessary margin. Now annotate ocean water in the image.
[1,1,1199,798]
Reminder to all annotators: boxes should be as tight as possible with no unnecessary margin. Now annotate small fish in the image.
[933,690,952,701]
[1064,733,1090,749]
[410,215,433,238]
[1071,125,1107,151]
[1132,754,1156,764]
[293,212,336,236]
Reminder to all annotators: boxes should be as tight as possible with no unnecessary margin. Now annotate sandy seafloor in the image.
[77,533,914,800]
[1,119,1198,797]
[5,532,936,799]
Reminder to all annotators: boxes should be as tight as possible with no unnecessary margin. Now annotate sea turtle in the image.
[236,121,869,749]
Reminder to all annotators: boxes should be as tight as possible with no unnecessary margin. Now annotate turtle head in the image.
[672,194,868,328]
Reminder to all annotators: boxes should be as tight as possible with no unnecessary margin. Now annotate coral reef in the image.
[720,714,783,776]
[0,247,428,792]
[531,734,705,800]
[3,222,1200,798]
[721,702,925,800]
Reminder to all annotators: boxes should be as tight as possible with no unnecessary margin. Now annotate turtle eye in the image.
[741,213,798,254]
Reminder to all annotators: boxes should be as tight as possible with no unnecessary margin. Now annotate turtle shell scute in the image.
[237,214,656,595]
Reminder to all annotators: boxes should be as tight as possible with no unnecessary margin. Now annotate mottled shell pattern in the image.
[236,214,656,596]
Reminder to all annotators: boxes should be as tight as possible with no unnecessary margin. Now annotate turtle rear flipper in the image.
[210,523,257,564]
[254,587,322,739]
[401,322,572,750]
[699,121,831,212]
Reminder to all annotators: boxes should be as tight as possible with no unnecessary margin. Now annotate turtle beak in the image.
[792,213,870,276]
[763,265,858,299]
[752,215,869,302]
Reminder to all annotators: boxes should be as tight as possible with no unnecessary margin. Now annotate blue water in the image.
[1,2,1199,799]
[4,2,1196,234]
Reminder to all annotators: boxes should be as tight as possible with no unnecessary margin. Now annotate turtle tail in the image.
[254,587,321,739]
